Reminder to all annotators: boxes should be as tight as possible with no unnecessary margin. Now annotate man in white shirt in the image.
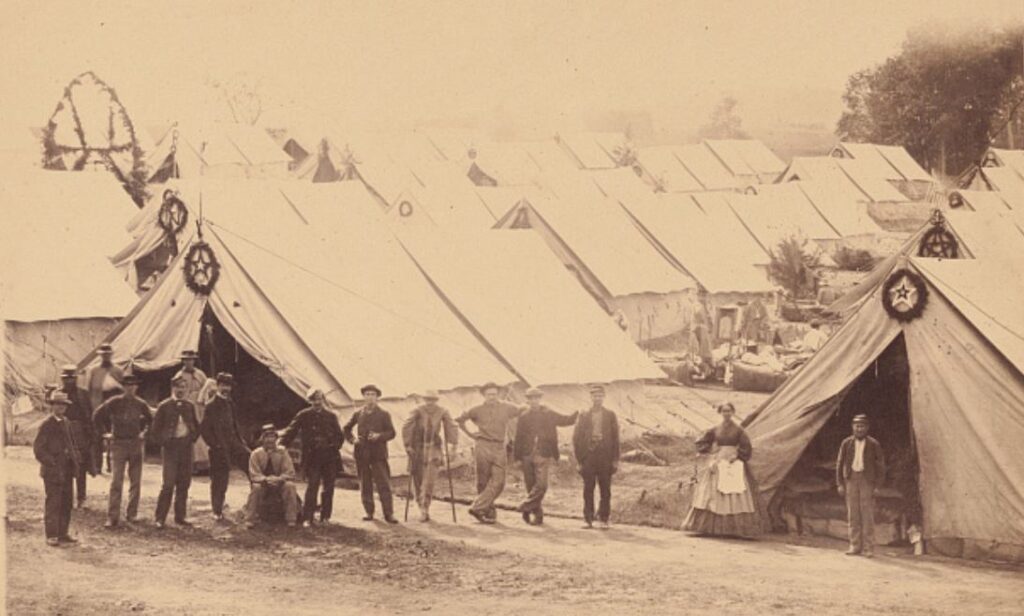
[836,414,886,557]
[244,425,300,527]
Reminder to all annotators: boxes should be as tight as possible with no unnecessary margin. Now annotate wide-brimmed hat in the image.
[421,389,440,400]
[360,384,382,396]
[49,392,72,406]
[216,372,234,385]
[478,382,500,394]
[306,386,324,401]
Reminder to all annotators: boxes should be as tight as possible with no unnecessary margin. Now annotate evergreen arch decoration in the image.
[40,71,149,207]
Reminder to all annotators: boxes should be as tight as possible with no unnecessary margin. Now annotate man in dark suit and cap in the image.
[343,384,398,523]
[34,392,81,546]
[279,387,344,527]
[58,365,97,508]
[200,372,252,521]
[572,384,620,529]
[151,373,201,528]
[513,387,577,525]
[837,414,886,557]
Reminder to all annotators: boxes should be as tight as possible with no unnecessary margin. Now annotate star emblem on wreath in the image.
[881,268,928,322]
[183,241,220,295]
[158,191,189,237]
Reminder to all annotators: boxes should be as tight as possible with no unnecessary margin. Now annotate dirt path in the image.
[4,447,1022,615]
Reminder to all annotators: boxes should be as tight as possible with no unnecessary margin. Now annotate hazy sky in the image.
[1,0,1021,143]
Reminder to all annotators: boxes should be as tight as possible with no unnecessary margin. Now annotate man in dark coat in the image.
[93,373,152,527]
[343,384,398,524]
[34,392,81,546]
[200,372,252,521]
[513,387,577,525]
[58,365,97,508]
[837,414,886,558]
[279,387,344,527]
[151,374,201,528]
[572,384,620,529]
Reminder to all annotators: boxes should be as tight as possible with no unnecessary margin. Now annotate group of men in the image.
[34,347,624,545]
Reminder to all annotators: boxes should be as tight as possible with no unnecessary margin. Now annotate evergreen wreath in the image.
[881,268,928,322]
[40,71,149,207]
[917,210,959,259]
[158,190,189,236]
[183,241,220,295]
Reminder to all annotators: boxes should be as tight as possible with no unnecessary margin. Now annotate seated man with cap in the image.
[402,389,458,522]
[836,413,886,558]
[513,388,578,525]
[245,425,300,528]
[279,387,344,527]
[34,391,82,546]
[200,372,252,521]
[343,384,398,524]
[58,364,97,508]
[150,373,201,528]
[93,373,153,528]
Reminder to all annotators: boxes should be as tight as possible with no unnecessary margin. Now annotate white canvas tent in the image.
[146,123,293,182]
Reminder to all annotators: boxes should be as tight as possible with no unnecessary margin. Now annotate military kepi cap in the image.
[180,349,198,359]
[260,423,277,436]
[360,384,382,396]
[98,343,114,353]
[122,373,141,385]
[49,392,72,405]
[852,414,869,425]
[60,364,77,377]
[525,387,543,398]
[216,372,234,385]
[171,373,188,385]
[589,384,605,393]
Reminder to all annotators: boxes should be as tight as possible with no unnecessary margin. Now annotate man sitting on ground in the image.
[244,424,300,528]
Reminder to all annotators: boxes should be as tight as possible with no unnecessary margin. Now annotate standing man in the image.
[513,388,577,525]
[151,374,201,528]
[86,343,125,472]
[836,414,886,558]
[34,392,81,546]
[93,374,152,528]
[279,388,344,527]
[172,350,209,471]
[343,384,398,524]
[456,382,524,524]
[200,372,252,522]
[245,425,300,528]
[59,365,97,508]
[402,389,458,523]
[572,384,620,530]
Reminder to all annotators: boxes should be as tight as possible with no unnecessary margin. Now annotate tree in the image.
[768,236,820,300]
[837,22,1024,176]
[697,97,749,140]
[206,74,264,125]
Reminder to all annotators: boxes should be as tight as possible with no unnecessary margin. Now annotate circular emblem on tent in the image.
[882,268,928,322]
[183,241,220,295]
[917,210,958,259]
[947,192,964,209]
[158,192,188,236]
[398,200,414,217]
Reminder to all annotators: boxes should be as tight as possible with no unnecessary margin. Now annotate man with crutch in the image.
[402,390,458,522]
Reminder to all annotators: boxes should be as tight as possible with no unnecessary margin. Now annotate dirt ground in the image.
[4,447,1023,616]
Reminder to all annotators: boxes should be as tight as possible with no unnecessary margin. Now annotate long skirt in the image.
[683,446,761,537]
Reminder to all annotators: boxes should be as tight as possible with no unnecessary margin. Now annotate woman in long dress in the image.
[682,403,762,537]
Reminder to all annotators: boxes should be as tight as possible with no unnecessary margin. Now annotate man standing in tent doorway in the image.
[513,388,577,525]
[92,374,152,528]
[151,374,201,528]
[201,373,252,522]
[572,384,620,529]
[86,343,124,472]
[59,365,97,509]
[279,388,344,527]
[837,414,886,558]
[173,350,209,471]
[456,382,524,524]
[402,389,459,522]
[343,385,398,524]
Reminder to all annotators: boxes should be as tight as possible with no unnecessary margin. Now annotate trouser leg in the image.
[174,439,193,522]
[420,457,438,511]
[474,446,490,494]
[209,449,229,515]
[245,484,264,521]
[581,468,596,523]
[320,457,337,520]
[471,441,505,518]
[357,457,375,516]
[520,455,550,513]
[126,443,143,520]
[846,474,863,552]
[155,444,177,523]
[859,476,875,552]
[59,471,73,536]
[108,442,128,522]
[372,459,394,518]
[304,456,323,522]
[281,482,300,523]
[597,469,612,522]
[74,465,87,502]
